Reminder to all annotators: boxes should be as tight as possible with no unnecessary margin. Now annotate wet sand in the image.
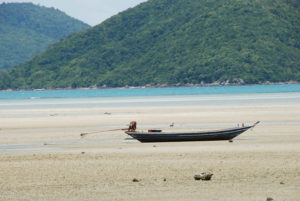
[0,102,300,200]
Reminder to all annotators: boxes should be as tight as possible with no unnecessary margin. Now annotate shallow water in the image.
[0,139,137,152]
[1,84,300,110]
[2,134,300,152]
[1,92,300,110]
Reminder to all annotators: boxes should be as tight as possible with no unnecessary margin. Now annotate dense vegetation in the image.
[0,0,299,89]
[0,3,90,70]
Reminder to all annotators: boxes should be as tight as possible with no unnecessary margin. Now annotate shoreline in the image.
[1,81,300,92]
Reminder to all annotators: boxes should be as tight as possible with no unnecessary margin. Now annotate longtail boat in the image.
[125,121,260,143]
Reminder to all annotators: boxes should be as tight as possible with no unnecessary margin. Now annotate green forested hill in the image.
[1,0,299,89]
[0,3,90,70]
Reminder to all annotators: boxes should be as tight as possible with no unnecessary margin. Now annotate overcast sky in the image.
[0,0,148,26]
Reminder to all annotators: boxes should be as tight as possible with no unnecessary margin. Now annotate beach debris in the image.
[280,181,284,184]
[194,172,213,181]
[81,152,85,154]
[153,145,157,147]
[163,178,167,182]
[43,142,48,145]
[132,178,140,182]
[266,197,274,201]
[49,113,58,116]
[229,139,233,143]
[170,122,174,127]
[104,112,111,115]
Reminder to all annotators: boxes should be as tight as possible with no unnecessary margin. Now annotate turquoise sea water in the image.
[0,84,300,100]
[0,84,300,110]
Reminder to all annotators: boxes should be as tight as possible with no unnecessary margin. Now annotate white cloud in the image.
[0,0,148,26]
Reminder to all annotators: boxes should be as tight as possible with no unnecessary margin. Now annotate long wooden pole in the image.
[80,128,127,137]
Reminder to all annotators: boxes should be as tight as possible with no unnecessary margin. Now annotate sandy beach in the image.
[0,95,300,200]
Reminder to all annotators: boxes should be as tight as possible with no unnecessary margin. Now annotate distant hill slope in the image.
[0,0,299,90]
[0,3,90,70]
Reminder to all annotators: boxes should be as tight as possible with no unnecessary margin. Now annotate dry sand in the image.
[0,103,300,201]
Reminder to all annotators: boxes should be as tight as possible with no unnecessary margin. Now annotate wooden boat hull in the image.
[125,125,254,143]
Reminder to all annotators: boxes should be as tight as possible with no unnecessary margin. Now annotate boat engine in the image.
[128,121,137,131]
